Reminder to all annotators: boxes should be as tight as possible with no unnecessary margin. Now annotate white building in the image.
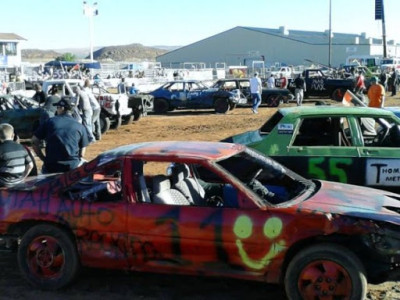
[0,33,26,79]
[156,26,400,69]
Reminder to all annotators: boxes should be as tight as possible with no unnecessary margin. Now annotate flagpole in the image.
[381,0,387,58]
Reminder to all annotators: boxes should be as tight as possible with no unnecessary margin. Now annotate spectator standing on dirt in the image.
[294,74,306,106]
[280,74,288,89]
[354,71,366,94]
[73,85,95,143]
[83,79,101,141]
[267,75,275,88]
[32,83,46,104]
[129,83,139,95]
[32,97,89,174]
[250,72,262,114]
[117,77,127,94]
[0,123,34,187]
[380,71,388,92]
[391,68,398,96]
[367,77,385,108]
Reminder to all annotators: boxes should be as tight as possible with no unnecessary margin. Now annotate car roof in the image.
[278,106,396,117]
[98,141,245,162]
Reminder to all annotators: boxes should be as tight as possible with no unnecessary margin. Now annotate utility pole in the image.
[83,1,98,62]
[328,0,332,68]
[375,0,387,57]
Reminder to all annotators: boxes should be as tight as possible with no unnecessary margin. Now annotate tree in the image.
[56,53,76,62]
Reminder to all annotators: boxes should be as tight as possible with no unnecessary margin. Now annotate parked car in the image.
[0,94,43,139]
[212,78,294,107]
[223,106,400,193]
[148,80,247,114]
[1,141,400,299]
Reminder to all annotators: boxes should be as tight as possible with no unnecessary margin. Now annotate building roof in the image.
[240,26,393,45]
[0,33,26,41]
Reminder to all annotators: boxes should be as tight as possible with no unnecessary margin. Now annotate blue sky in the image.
[2,0,399,50]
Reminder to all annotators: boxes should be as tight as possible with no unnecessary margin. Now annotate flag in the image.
[375,0,384,20]
[342,90,367,107]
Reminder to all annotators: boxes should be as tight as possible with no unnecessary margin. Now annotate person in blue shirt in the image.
[129,82,139,95]
[32,97,89,174]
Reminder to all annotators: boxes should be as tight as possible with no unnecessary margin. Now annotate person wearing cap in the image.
[32,97,89,174]
[0,123,34,187]
[250,72,262,114]
[367,76,385,108]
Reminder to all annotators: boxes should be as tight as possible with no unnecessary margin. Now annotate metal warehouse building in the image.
[156,26,400,69]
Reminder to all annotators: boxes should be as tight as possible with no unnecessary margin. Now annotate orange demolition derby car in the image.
[0,141,400,299]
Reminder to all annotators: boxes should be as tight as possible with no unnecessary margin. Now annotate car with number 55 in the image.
[1,141,400,299]
[223,106,400,193]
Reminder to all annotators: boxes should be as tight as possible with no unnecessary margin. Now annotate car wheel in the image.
[332,88,346,101]
[100,113,110,134]
[154,98,169,114]
[122,114,134,125]
[214,98,229,114]
[266,94,283,107]
[111,115,122,129]
[18,224,80,290]
[284,243,367,300]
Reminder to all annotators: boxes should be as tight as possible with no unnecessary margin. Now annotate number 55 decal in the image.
[308,157,353,182]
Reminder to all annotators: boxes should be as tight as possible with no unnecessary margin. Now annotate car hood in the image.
[298,180,400,224]
[221,130,264,144]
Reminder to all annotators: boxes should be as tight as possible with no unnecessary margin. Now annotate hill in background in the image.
[22,43,178,63]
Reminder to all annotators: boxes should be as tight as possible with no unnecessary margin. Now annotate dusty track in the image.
[3,96,400,299]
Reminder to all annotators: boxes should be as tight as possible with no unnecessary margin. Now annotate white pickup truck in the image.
[41,79,133,133]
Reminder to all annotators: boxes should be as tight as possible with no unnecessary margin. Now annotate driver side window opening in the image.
[357,117,400,147]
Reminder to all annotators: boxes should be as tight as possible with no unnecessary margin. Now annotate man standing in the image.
[367,76,385,108]
[83,79,102,141]
[0,123,33,187]
[32,97,89,174]
[73,85,95,143]
[32,83,46,104]
[391,68,398,96]
[267,74,275,88]
[294,74,306,106]
[250,72,262,114]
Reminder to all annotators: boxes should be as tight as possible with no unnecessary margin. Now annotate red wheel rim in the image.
[26,236,65,279]
[298,260,352,299]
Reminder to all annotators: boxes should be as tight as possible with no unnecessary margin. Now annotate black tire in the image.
[110,115,122,129]
[18,224,80,290]
[332,88,347,101]
[284,243,367,300]
[214,98,229,114]
[122,114,134,125]
[154,98,169,114]
[266,94,283,107]
[100,113,110,134]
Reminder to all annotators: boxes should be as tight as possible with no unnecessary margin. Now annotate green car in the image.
[0,94,43,139]
[223,106,400,193]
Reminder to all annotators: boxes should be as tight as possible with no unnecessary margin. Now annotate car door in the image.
[354,115,400,190]
[124,159,280,277]
[282,116,362,184]
[186,82,212,108]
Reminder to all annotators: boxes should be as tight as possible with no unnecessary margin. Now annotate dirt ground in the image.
[2,95,400,299]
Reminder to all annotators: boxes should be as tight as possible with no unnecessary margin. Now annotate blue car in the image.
[148,80,247,114]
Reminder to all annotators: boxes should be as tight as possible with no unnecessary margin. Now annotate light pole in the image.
[83,1,98,62]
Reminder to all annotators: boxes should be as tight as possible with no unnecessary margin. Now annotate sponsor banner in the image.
[366,159,400,186]
[277,123,293,134]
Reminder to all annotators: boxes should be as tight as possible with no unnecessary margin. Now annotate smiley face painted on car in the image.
[233,215,286,270]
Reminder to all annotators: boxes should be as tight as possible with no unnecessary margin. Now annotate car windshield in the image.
[208,148,315,206]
